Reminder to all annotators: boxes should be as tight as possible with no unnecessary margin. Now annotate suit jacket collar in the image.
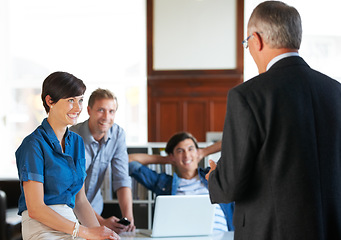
[268,56,310,72]
[267,52,300,70]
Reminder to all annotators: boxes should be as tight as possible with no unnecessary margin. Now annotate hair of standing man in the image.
[248,1,302,49]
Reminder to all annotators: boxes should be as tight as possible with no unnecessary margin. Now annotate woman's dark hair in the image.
[165,132,199,155]
[41,71,86,113]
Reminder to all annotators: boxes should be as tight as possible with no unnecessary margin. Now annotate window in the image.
[0,0,147,178]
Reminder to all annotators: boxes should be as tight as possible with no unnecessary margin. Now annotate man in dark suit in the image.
[206,1,341,240]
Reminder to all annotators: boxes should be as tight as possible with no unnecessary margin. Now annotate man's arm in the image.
[109,127,135,232]
[129,141,221,166]
[94,187,135,233]
[116,187,135,231]
[197,141,222,161]
[208,89,260,204]
[128,153,173,165]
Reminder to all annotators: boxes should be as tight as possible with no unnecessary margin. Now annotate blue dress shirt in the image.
[70,120,131,214]
[16,118,86,215]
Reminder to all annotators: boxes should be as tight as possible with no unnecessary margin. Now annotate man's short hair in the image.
[88,88,118,109]
[248,1,302,49]
[165,132,199,155]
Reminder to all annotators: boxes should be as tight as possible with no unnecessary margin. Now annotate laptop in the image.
[139,195,215,238]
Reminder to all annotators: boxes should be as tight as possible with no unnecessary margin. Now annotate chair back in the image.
[0,190,7,240]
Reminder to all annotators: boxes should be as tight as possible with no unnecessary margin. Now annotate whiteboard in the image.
[153,0,237,70]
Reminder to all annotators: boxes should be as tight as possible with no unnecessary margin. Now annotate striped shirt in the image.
[176,175,228,232]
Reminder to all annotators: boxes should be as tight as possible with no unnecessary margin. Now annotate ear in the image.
[45,95,54,108]
[253,32,264,51]
[87,106,91,115]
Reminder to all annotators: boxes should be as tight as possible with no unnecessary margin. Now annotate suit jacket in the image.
[208,56,341,240]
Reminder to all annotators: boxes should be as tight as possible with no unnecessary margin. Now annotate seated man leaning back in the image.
[128,132,234,232]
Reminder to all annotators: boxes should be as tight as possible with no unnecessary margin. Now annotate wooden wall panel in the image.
[155,99,181,142]
[184,100,208,141]
[148,93,232,142]
[209,97,228,131]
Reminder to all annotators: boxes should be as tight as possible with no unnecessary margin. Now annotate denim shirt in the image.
[129,161,234,231]
[16,118,86,215]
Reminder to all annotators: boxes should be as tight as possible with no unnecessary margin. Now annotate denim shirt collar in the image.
[41,118,59,144]
[41,118,71,154]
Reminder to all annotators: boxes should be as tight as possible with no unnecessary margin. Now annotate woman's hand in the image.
[81,225,120,240]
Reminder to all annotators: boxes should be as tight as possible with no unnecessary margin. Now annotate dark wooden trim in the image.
[146,0,154,77]
[237,0,245,72]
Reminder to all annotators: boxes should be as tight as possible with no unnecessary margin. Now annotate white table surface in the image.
[119,230,234,240]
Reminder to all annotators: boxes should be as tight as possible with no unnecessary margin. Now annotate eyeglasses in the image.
[242,34,253,49]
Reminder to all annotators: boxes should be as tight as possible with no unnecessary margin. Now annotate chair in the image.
[0,180,22,240]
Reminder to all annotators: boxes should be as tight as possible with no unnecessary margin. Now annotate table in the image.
[120,230,234,240]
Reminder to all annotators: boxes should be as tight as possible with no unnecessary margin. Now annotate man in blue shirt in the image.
[70,88,134,233]
[129,132,234,232]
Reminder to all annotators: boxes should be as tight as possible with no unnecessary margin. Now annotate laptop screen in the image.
[150,195,215,237]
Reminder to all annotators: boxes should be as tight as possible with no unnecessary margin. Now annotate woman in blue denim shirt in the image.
[129,132,234,232]
[16,72,118,240]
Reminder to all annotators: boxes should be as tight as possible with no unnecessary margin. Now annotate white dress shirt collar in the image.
[266,52,300,71]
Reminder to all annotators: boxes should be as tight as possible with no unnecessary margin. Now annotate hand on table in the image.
[101,216,135,234]
[83,225,120,240]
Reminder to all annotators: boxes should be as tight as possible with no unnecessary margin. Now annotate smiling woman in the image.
[15,71,119,240]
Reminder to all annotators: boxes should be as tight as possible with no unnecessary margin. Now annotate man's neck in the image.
[178,169,198,180]
[258,48,298,73]
[88,122,105,142]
